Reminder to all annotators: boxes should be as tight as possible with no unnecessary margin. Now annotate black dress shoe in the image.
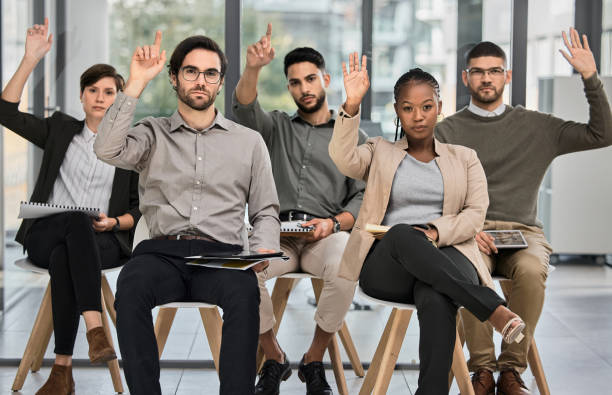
[298,355,333,395]
[254,352,292,395]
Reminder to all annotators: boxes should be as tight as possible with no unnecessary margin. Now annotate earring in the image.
[394,117,401,141]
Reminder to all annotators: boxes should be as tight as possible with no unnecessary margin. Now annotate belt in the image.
[153,234,216,242]
[279,211,316,222]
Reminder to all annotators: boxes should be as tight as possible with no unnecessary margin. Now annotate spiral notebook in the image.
[280,221,315,237]
[18,201,101,219]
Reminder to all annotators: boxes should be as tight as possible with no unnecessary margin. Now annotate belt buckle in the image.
[288,211,296,222]
[176,234,183,240]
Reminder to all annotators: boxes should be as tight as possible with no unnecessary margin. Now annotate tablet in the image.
[484,230,528,249]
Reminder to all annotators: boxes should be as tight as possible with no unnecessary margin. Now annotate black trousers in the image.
[115,239,260,395]
[25,212,123,355]
[360,224,505,395]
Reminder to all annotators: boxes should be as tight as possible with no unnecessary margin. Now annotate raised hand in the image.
[24,17,53,63]
[128,30,167,89]
[246,23,275,69]
[342,52,370,116]
[559,27,597,79]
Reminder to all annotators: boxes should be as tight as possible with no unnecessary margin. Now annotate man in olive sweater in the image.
[436,29,612,395]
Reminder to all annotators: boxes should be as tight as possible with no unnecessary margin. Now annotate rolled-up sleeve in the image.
[94,92,153,172]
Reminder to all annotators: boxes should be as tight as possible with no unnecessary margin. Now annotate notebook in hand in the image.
[18,201,101,219]
[280,221,315,237]
[365,224,390,239]
[185,251,289,270]
[484,230,528,249]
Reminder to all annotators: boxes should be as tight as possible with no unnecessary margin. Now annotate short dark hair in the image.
[80,64,124,93]
[393,67,440,102]
[168,35,228,79]
[465,41,507,67]
[283,47,326,77]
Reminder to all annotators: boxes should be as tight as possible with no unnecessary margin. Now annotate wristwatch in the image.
[112,217,121,232]
[329,216,341,233]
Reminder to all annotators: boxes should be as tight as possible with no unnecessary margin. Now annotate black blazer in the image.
[0,98,141,257]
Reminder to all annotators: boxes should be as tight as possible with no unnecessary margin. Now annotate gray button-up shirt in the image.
[94,92,280,251]
[232,92,366,220]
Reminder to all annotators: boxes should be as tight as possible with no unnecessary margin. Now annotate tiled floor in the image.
[1,243,611,394]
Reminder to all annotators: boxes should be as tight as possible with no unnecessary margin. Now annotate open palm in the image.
[342,52,370,104]
[559,28,597,79]
[25,17,53,62]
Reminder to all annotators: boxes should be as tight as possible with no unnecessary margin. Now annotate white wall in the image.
[64,0,109,118]
[549,75,612,254]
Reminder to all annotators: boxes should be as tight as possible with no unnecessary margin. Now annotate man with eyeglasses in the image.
[436,29,612,395]
[232,24,366,395]
[94,32,280,395]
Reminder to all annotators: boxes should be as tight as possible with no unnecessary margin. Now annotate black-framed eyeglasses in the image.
[465,67,506,79]
[180,66,222,83]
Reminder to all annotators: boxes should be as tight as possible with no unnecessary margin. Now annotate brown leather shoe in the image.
[470,368,495,395]
[35,364,75,395]
[86,326,117,364]
[497,368,531,395]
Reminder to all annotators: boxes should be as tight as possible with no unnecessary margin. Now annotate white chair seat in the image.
[15,257,123,275]
[357,286,415,310]
[158,301,217,308]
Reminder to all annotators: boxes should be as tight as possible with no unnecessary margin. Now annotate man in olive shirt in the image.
[95,32,280,395]
[233,24,366,395]
[435,29,612,395]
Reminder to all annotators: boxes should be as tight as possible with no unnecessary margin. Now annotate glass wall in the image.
[603,0,612,76]
[241,0,361,114]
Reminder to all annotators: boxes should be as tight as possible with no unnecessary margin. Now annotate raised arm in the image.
[553,27,612,153]
[0,18,54,147]
[95,31,166,170]
[235,23,275,106]
[232,23,277,140]
[329,52,375,181]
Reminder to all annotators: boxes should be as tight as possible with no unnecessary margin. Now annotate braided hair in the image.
[393,68,440,141]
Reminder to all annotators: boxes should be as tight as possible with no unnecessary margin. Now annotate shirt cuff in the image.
[339,105,360,119]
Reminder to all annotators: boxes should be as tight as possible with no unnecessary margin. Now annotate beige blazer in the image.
[329,108,494,288]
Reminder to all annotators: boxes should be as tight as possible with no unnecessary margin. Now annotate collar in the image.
[290,109,337,127]
[82,122,97,142]
[169,109,230,133]
[467,99,506,117]
[394,137,443,157]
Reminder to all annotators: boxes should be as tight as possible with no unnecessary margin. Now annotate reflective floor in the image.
[1,243,611,394]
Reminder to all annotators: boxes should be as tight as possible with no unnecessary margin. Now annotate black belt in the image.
[279,211,316,222]
[154,234,216,242]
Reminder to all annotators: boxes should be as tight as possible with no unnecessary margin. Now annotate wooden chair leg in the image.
[101,294,124,393]
[256,277,298,370]
[500,279,551,395]
[359,308,413,395]
[12,283,54,391]
[451,328,475,395]
[337,321,365,377]
[328,334,349,395]
[154,307,178,358]
[449,312,467,388]
[200,307,223,375]
[528,338,551,395]
[101,274,117,327]
[31,303,54,373]
[371,309,412,395]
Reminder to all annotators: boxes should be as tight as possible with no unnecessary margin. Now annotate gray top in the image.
[231,91,366,220]
[48,123,115,214]
[382,153,444,227]
[94,92,280,251]
[436,74,612,228]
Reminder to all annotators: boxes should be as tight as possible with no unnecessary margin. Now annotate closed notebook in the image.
[18,201,100,219]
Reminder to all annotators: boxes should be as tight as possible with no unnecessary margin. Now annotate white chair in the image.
[256,272,365,395]
[357,286,474,395]
[131,218,223,373]
[11,259,124,393]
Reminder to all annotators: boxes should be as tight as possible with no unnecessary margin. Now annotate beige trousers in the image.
[257,231,357,334]
[461,220,552,373]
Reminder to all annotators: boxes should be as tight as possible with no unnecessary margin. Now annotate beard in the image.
[176,81,217,111]
[294,91,326,114]
[468,82,504,104]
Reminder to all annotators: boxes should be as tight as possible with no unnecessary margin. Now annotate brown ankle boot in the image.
[35,364,75,395]
[86,326,117,364]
